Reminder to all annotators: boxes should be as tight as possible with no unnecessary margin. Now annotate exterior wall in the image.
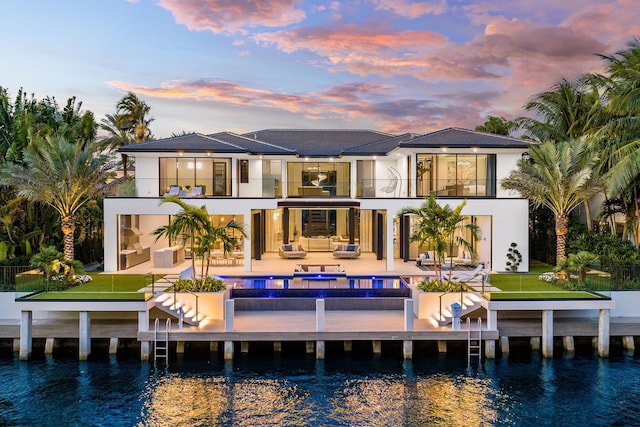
[134,155,159,197]
[496,152,522,198]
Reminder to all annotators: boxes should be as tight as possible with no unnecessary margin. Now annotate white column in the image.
[598,309,610,358]
[316,341,325,360]
[225,299,234,332]
[243,207,252,272]
[316,299,325,332]
[109,338,119,355]
[542,310,554,358]
[403,341,413,359]
[386,212,394,271]
[79,311,91,360]
[19,311,32,360]
[404,299,414,331]
[138,310,150,361]
[486,309,497,330]
[224,341,234,360]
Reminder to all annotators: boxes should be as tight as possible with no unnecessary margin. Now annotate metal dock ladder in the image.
[467,317,482,366]
[154,318,171,364]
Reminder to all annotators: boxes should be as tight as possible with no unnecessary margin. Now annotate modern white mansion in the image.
[103,128,532,273]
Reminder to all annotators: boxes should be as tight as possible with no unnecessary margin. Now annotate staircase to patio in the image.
[430,292,483,327]
[154,293,204,326]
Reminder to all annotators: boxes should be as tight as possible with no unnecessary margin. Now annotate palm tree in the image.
[502,139,602,264]
[475,116,518,136]
[152,197,246,278]
[99,113,134,176]
[117,92,154,143]
[398,196,480,282]
[0,134,112,260]
[591,39,640,243]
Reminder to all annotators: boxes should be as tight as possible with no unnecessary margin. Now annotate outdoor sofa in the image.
[279,244,307,259]
[333,244,361,259]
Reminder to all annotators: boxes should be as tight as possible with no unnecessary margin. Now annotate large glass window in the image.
[287,162,350,197]
[416,154,495,197]
[262,160,282,197]
[159,157,231,196]
[356,160,375,197]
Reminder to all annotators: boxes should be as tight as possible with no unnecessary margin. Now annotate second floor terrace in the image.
[112,128,531,200]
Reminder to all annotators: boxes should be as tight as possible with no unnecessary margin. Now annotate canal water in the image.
[1,345,639,426]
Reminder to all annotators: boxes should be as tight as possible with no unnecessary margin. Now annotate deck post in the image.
[372,340,381,354]
[225,299,234,332]
[623,336,635,351]
[210,341,219,353]
[344,340,352,352]
[316,341,325,359]
[485,339,495,359]
[79,311,91,360]
[530,337,541,352]
[563,336,575,352]
[437,340,447,353]
[19,310,32,360]
[542,310,553,358]
[177,341,185,354]
[306,341,314,353]
[109,338,119,355]
[45,338,55,355]
[138,310,150,361]
[241,341,249,353]
[403,340,413,359]
[13,338,20,353]
[274,341,282,352]
[404,299,413,331]
[499,336,509,355]
[224,341,234,360]
[598,309,610,357]
[316,299,325,332]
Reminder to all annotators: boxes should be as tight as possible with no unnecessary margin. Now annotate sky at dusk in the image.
[2,0,640,138]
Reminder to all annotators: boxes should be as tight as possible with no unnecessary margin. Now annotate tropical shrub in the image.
[567,228,640,266]
[417,279,465,292]
[506,242,523,272]
[172,276,226,292]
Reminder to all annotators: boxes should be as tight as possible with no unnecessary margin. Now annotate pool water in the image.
[217,276,408,289]
[1,349,639,426]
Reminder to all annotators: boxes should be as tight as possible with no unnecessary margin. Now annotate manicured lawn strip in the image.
[486,291,600,300]
[489,273,560,292]
[32,292,148,300]
[29,273,163,300]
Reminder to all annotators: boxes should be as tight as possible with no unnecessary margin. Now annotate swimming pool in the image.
[216,275,412,299]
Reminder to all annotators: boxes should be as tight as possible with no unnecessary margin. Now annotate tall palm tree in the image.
[518,77,607,229]
[475,116,518,136]
[99,113,134,176]
[0,134,112,260]
[398,196,480,281]
[502,139,602,264]
[117,92,154,143]
[152,197,245,278]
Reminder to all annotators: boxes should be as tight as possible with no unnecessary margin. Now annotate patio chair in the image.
[163,185,180,197]
[443,263,485,283]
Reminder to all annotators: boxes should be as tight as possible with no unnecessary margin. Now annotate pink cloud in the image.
[369,0,447,18]
[158,0,306,34]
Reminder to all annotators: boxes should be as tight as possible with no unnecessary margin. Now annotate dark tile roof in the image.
[120,127,532,156]
[208,132,294,155]
[342,133,416,155]
[400,128,532,149]
[120,133,248,153]
[243,129,394,157]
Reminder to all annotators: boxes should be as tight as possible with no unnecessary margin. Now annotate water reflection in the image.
[138,366,505,426]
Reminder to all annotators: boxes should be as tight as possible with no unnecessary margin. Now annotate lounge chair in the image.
[443,263,485,283]
[163,185,180,197]
[188,186,204,197]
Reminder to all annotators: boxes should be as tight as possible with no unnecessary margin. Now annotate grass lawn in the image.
[30,273,162,300]
[485,260,605,300]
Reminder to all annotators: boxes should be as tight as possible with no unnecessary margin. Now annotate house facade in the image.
[103,128,531,273]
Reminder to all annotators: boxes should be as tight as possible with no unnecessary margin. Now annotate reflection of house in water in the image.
[104,128,532,273]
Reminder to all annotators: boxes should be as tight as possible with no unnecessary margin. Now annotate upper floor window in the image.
[287,161,350,197]
[239,160,249,184]
[159,157,231,196]
[416,154,496,197]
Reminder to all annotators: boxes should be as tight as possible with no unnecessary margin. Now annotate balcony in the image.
[104,177,497,199]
